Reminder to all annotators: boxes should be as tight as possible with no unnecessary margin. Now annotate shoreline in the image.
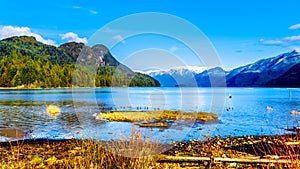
[0,132,296,143]
[0,86,160,90]
[1,133,299,168]
[0,86,100,90]
[1,86,298,90]
[0,132,297,145]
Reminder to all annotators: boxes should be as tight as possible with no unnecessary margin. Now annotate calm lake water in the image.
[0,87,300,143]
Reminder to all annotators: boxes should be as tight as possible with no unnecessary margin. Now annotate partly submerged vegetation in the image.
[95,110,219,123]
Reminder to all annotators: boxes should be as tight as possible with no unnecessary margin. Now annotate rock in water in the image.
[290,110,300,115]
[46,105,61,117]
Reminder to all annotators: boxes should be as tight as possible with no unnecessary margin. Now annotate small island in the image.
[96,110,219,128]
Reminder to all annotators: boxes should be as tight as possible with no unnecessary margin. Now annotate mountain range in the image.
[0,36,159,88]
[147,66,206,87]
[2,35,300,88]
[147,50,300,87]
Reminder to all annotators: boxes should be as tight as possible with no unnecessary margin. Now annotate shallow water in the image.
[0,87,299,143]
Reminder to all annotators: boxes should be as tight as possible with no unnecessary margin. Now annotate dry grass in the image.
[2,133,300,168]
[0,134,177,168]
[251,134,300,168]
[96,110,218,123]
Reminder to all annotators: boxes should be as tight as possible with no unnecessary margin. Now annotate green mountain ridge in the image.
[0,36,160,88]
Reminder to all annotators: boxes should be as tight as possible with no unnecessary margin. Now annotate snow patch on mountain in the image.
[141,66,207,75]
[226,50,300,86]
[138,66,207,87]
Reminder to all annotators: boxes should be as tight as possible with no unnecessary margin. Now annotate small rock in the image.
[229,163,237,168]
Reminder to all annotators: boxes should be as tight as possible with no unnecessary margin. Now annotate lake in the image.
[0,87,300,143]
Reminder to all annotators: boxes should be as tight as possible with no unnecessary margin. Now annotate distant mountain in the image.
[147,50,300,87]
[147,66,206,87]
[263,63,300,87]
[0,36,159,88]
[226,50,300,87]
[195,67,227,87]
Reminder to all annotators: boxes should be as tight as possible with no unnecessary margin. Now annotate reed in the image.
[0,131,176,168]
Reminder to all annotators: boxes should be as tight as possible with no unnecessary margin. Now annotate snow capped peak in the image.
[293,48,300,53]
[139,66,207,75]
[139,66,207,87]
[226,50,300,86]
[229,50,300,75]
[174,66,207,74]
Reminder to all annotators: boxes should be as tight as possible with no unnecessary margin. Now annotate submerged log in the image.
[0,128,27,138]
[158,156,299,164]
[285,127,300,133]
[138,122,170,128]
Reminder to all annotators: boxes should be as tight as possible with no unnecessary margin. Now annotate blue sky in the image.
[1,0,300,70]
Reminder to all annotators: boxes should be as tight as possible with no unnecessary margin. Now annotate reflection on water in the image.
[0,88,300,143]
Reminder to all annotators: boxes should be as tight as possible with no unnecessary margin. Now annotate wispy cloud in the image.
[102,27,113,33]
[60,32,87,44]
[0,25,56,45]
[72,6,81,9]
[289,23,300,30]
[283,35,300,42]
[169,46,178,53]
[89,10,98,15]
[260,23,300,46]
[72,6,98,15]
[112,35,125,44]
[259,34,300,46]
[259,39,285,45]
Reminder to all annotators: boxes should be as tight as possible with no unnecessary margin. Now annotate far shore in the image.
[0,86,113,90]
[0,86,164,90]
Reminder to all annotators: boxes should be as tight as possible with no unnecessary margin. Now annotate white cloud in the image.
[283,35,300,42]
[289,23,300,30]
[60,32,87,44]
[259,39,284,45]
[260,35,300,46]
[89,10,98,15]
[72,6,81,9]
[112,35,125,44]
[0,25,56,45]
[169,47,178,53]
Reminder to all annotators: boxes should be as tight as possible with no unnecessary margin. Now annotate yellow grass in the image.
[96,110,218,123]
[0,132,176,168]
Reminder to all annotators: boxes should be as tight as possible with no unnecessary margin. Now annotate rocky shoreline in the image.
[0,133,299,168]
[165,134,300,158]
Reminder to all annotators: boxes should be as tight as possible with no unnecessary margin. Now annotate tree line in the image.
[0,51,159,88]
